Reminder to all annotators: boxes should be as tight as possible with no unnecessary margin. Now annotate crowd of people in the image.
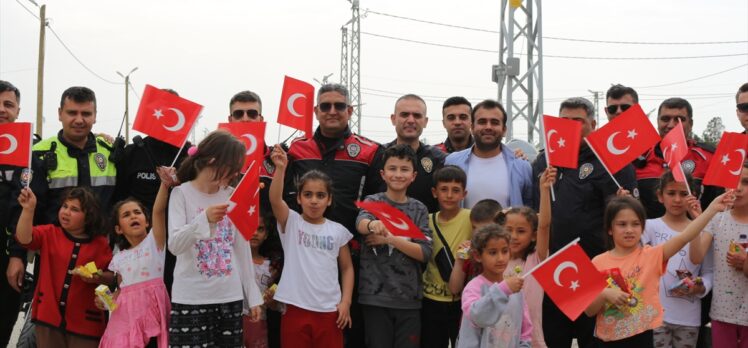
[1,79,748,348]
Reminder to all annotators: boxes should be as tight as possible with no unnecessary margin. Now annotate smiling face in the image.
[504,213,535,258]
[391,97,428,143]
[380,156,417,194]
[315,91,352,137]
[472,107,505,151]
[432,181,466,213]
[58,198,86,234]
[115,201,150,243]
[608,208,644,252]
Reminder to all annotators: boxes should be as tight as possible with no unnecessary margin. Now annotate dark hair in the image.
[603,196,647,249]
[162,88,179,96]
[656,170,695,196]
[471,223,511,255]
[60,187,104,236]
[110,198,151,250]
[559,97,595,119]
[606,84,639,103]
[494,206,538,260]
[317,83,350,104]
[470,199,503,223]
[471,99,507,125]
[176,130,245,183]
[296,169,334,196]
[0,80,20,102]
[442,96,472,111]
[737,83,748,103]
[432,165,467,188]
[230,90,262,112]
[382,144,417,170]
[658,97,693,121]
[60,86,96,111]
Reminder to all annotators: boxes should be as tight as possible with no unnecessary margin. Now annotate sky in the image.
[1,0,747,146]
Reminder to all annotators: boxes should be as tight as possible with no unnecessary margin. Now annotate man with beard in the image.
[435,97,473,153]
[445,99,533,208]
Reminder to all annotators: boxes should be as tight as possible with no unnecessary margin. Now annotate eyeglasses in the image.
[606,104,632,114]
[738,103,748,113]
[318,102,348,112]
[231,109,260,119]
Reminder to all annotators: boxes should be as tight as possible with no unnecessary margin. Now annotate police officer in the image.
[380,94,446,213]
[31,86,117,225]
[435,96,474,154]
[532,97,637,348]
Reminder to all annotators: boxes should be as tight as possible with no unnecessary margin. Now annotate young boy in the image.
[356,144,433,348]
[421,165,473,348]
[690,164,748,348]
[448,199,503,296]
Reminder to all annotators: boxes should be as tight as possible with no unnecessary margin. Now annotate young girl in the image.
[641,171,712,348]
[585,192,733,347]
[456,224,532,348]
[99,166,176,348]
[243,214,284,348]
[167,131,262,347]
[268,145,354,348]
[16,187,113,348]
[495,166,554,348]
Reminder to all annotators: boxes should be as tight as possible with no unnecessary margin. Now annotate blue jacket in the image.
[445,144,533,208]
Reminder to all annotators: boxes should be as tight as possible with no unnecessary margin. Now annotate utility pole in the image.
[117,67,138,141]
[346,0,362,134]
[314,73,334,86]
[36,4,46,137]
[339,27,349,89]
[588,90,602,124]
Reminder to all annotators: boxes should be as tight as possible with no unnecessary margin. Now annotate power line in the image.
[363,32,748,60]
[366,9,748,45]
[47,26,122,85]
[14,0,39,19]
[634,63,748,88]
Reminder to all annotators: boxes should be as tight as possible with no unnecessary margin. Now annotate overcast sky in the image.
[1,0,747,146]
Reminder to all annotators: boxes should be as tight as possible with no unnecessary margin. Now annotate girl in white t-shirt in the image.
[167,131,262,347]
[99,166,176,348]
[268,145,354,348]
[642,171,712,348]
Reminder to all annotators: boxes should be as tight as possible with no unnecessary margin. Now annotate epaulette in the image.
[96,137,114,151]
[352,134,377,147]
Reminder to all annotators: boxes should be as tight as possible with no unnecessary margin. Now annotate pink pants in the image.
[712,320,748,348]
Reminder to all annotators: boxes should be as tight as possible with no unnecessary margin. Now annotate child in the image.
[167,131,262,347]
[497,166,555,348]
[456,224,532,348]
[16,187,113,348]
[356,144,433,348]
[448,199,503,296]
[268,145,354,348]
[421,165,473,348]
[690,164,748,348]
[243,214,284,348]
[641,171,713,348]
[99,166,176,348]
[585,192,733,347]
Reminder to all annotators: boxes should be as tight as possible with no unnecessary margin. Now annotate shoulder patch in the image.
[347,143,361,158]
[352,134,376,147]
[421,157,434,173]
[94,153,108,171]
[579,163,594,179]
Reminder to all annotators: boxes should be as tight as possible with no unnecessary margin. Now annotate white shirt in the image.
[642,218,714,327]
[275,210,352,312]
[465,152,510,208]
[109,232,165,287]
[168,182,262,309]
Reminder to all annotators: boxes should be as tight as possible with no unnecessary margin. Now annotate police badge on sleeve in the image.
[347,143,361,158]
[579,163,594,180]
[421,157,434,173]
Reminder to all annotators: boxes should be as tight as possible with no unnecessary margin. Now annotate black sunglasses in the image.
[231,109,260,119]
[606,104,632,114]
[738,103,748,113]
[318,102,348,112]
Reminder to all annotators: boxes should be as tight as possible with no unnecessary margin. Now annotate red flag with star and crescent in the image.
[218,122,266,173]
[585,104,660,174]
[0,122,32,167]
[227,160,262,241]
[355,200,426,240]
[530,242,607,320]
[660,122,689,182]
[543,115,582,169]
[277,76,314,138]
[133,85,203,147]
[703,132,748,189]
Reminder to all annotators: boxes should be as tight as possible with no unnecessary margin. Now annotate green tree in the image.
[701,116,725,146]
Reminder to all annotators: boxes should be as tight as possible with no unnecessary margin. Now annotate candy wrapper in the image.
[730,240,742,253]
[95,284,117,311]
[456,246,471,260]
[513,266,522,275]
[73,261,102,278]
[603,268,637,307]
[668,270,702,294]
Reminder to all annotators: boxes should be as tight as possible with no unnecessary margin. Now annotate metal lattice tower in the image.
[494,0,544,145]
[348,0,362,134]
[339,27,349,90]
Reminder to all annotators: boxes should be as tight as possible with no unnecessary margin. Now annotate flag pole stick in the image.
[169,111,201,168]
[523,237,581,278]
[26,123,34,188]
[277,124,282,145]
[680,163,693,197]
[539,116,556,201]
[583,138,622,189]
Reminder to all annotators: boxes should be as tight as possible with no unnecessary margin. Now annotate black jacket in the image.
[379,141,446,213]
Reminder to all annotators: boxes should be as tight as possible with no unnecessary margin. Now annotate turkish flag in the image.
[133,85,203,147]
[585,104,660,174]
[660,122,689,182]
[277,76,314,137]
[227,160,261,241]
[703,132,748,189]
[218,122,266,173]
[355,200,427,240]
[543,115,582,169]
[531,243,607,320]
[0,122,32,167]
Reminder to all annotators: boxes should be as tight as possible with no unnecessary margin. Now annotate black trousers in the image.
[543,294,596,348]
[420,297,461,348]
[594,329,653,348]
[0,255,22,347]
